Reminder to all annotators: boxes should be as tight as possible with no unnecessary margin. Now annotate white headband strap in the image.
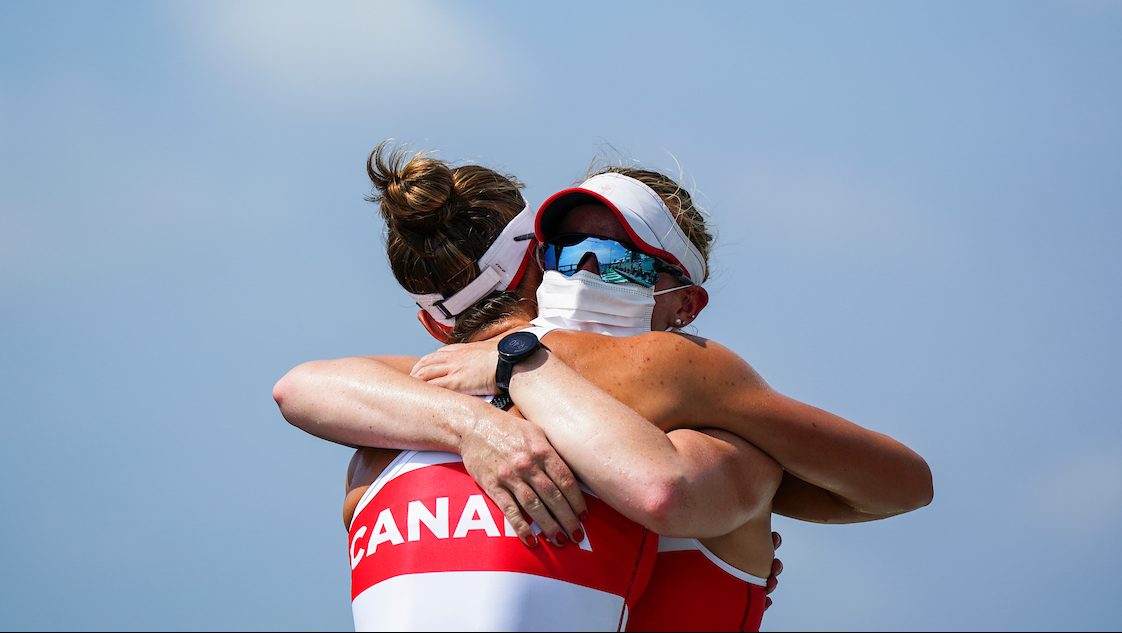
[536,173,707,283]
[407,200,536,327]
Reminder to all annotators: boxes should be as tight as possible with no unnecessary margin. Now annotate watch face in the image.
[500,331,538,357]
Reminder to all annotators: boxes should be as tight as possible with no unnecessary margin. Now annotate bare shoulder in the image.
[542,329,768,388]
[542,329,771,428]
[343,447,401,529]
[630,332,770,391]
[346,447,401,492]
[544,329,714,359]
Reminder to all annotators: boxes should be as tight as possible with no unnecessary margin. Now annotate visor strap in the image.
[430,264,506,318]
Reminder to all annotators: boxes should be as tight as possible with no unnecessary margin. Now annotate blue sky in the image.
[2,1,1120,630]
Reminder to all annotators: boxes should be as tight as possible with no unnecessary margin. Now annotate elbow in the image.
[637,468,779,538]
[884,454,935,515]
[272,371,292,412]
[729,460,783,528]
[910,457,935,510]
[634,475,691,535]
[272,362,320,430]
[635,457,786,537]
[272,367,299,416]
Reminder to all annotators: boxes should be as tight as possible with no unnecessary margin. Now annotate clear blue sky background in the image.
[2,1,1120,630]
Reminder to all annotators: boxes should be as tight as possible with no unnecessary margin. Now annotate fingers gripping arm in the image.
[507,350,782,537]
[273,355,586,546]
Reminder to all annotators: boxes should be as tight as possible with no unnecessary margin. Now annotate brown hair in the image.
[366,141,529,341]
[591,166,714,282]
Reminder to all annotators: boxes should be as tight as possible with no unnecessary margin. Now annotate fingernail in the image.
[553,533,568,547]
[526,535,538,548]
[572,529,584,542]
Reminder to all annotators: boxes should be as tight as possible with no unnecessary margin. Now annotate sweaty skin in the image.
[311,339,785,576]
[276,198,932,586]
[281,213,931,541]
[281,317,930,576]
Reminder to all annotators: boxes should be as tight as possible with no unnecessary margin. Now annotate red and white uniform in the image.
[349,450,658,632]
[625,537,768,632]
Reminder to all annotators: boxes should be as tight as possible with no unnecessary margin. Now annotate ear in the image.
[677,286,709,327]
[417,310,456,344]
[514,259,543,303]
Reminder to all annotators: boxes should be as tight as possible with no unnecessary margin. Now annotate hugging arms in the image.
[276,327,933,545]
[274,145,933,631]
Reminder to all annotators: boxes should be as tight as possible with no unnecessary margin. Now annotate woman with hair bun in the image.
[275,142,932,632]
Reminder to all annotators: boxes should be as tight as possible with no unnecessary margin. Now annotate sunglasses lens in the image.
[541,236,661,287]
[540,244,560,271]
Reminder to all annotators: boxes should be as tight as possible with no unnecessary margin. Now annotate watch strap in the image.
[495,357,516,394]
[490,393,514,411]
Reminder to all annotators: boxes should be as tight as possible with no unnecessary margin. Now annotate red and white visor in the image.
[535,173,707,283]
[407,200,537,328]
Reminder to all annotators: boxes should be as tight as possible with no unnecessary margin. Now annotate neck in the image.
[468,313,534,342]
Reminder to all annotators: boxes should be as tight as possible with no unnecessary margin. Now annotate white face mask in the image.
[532,270,656,337]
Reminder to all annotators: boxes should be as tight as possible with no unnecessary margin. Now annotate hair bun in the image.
[368,142,457,236]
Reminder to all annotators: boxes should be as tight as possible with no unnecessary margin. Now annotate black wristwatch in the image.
[495,331,547,396]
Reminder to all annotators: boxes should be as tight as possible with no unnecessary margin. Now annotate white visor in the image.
[408,200,537,328]
[535,172,707,283]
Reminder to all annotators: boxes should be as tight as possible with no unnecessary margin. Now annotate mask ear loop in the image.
[653,284,691,297]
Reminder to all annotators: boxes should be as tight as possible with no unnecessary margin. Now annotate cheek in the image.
[651,295,678,330]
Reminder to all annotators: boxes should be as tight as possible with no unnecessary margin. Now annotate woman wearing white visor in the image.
[275,145,933,631]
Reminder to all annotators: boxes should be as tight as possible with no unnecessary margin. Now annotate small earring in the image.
[674,318,684,326]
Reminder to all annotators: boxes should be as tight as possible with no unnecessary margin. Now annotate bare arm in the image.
[276,349,780,539]
[543,330,934,518]
[275,355,463,451]
[770,472,893,524]
[507,350,781,537]
[275,356,588,546]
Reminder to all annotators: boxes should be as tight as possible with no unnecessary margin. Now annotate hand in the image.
[765,531,783,611]
[458,408,588,549]
[411,340,501,396]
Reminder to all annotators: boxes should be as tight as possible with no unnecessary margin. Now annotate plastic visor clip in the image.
[431,299,455,320]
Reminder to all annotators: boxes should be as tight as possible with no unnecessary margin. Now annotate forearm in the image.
[716,389,933,516]
[546,332,933,517]
[508,352,760,535]
[660,428,782,536]
[273,356,488,452]
[771,472,896,524]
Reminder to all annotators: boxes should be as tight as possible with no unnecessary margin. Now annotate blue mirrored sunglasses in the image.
[540,234,690,288]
